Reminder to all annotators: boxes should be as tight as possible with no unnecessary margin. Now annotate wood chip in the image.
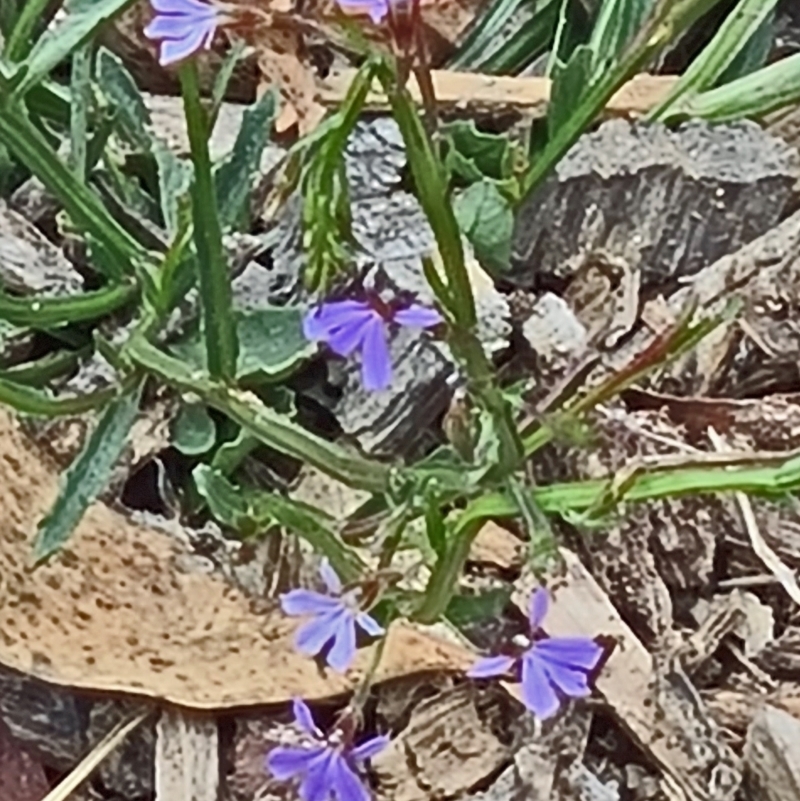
[155,709,218,801]
[317,70,678,118]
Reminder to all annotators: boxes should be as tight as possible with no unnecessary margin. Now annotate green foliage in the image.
[12,0,137,94]
[33,378,144,562]
[172,403,217,455]
[5,0,800,666]
[453,180,514,274]
[193,464,365,580]
[648,0,780,121]
[170,307,315,382]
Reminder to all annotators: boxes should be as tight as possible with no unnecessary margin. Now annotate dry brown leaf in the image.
[0,408,473,709]
[252,25,326,135]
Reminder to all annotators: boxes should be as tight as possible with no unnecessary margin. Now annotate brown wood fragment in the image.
[317,70,678,118]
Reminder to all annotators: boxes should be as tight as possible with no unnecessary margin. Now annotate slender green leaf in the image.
[193,464,365,581]
[215,89,277,229]
[0,375,116,416]
[69,44,91,179]
[33,377,144,561]
[590,0,654,78]
[96,48,152,150]
[0,100,147,278]
[14,0,137,96]
[648,0,780,121]
[451,0,558,72]
[180,62,237,381]
[128,335,391,493]
[679,52,800,122]
[475,1,560,74]
[548,45,594,138]
[717,5,774,84]
[3,0,51,61]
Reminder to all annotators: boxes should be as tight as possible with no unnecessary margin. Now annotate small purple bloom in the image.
[303,298,442,392]
[144,0,222,66]
[468,588,604,719]
[280,560,384,672]
[267,699,389,801]
[336,0,390,23]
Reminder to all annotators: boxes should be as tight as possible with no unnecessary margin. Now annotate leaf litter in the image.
[9,5,800,801]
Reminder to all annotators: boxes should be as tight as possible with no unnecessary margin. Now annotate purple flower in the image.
[468,588,604,719]
[303,298,442,392]
[144,0,222,66]
[335,0,390,23]
[280,560,384,672]
[267,699,389,801]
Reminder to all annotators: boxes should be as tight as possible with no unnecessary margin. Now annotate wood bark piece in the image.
[744,704,800,801]
[0,718,49,801]
[510,119,799,288]
[155,708,218,801]
[0,201,82,297]
[0,406,474,709]
[514,549,741,801]
[317,71,677,118]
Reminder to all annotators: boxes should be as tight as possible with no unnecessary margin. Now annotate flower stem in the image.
[179,61,238,383]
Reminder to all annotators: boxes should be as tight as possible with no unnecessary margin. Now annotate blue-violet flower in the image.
[280,560,384,672]
[267,699,389,801]
[144,0,223,66]
[303,298,442,392]
[468,587,604,719]
[336,0,390,23]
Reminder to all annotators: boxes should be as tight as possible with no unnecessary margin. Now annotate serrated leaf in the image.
[170,306,314,381]
[215,89,277,229]
[444,120,511,182]
[172,402,217,455]
[453,180,513,274]
[15,0,137,96]
[33,378,143,561]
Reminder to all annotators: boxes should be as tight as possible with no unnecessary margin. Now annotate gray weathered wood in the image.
[155,708,219,801]
[511,119,799,288]
[744,704,800,801]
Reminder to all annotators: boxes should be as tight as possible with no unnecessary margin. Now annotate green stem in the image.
[4,0,52,61]
[415,452,800,622]
[379,67,475,328]
[0,378,117,417]
[0,282,137,328]
[179,62,238,383]
[128,336,391,494]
